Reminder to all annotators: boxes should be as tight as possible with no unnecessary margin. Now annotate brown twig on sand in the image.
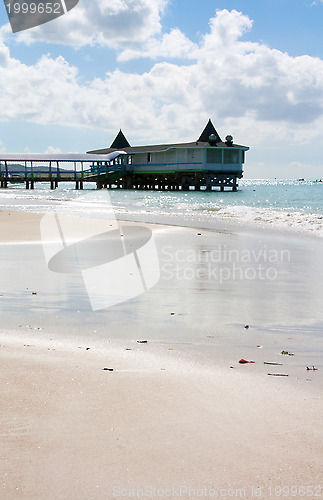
[268,373,288,377]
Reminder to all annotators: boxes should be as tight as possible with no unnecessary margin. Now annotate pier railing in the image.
[0,151,127,189]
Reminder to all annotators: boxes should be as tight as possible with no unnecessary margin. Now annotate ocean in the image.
[0,179,323,237]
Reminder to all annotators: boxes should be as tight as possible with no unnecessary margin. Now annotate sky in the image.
[0,0,323,179]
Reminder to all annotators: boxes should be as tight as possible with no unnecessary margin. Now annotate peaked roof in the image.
[88,119,249,155]
[110,129,131,149]
[198,119,222,143]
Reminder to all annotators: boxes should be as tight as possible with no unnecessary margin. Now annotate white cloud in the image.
[10,0,168,49]
[118,28,199,62]
[45,145,63,154]
[0,8,323,157]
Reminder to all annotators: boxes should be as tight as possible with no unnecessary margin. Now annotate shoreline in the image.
[0,207,322,499]
[1,208,322,246]
[1,179,323,241]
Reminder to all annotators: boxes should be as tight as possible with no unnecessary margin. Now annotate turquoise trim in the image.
[134,162,203,167]
[135,169,205,175]
[133,161,204,174]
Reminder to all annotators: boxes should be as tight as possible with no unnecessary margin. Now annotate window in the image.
[224,150,239,164]
[147,153,151,163]
[206,148,222,164]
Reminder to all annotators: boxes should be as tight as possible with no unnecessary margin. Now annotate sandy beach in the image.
[0,208,322,499]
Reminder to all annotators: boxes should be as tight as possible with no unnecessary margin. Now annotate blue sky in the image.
[0,0,323,178]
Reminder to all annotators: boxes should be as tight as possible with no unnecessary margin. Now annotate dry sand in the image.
[0,209,322,499]
[1,336,322,500]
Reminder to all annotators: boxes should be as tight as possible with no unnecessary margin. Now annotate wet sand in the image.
[0,209,323,499]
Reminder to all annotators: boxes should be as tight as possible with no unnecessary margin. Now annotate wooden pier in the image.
[0,169,239,191]
[1,172,96,191]
[0,152,126,190]
[96,172,239,191]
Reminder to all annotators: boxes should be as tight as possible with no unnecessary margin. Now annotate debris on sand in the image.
[306,366,318,371]
[239,359,255,364]
[281,350,294,356]
[137,340,148,344]
[244,325,249,330]
[268,373,288,377]
[102,368,114,371]
[264,362,283,366]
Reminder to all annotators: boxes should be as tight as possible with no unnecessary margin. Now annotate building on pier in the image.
[0,121,249,191]
[89,120,249,191]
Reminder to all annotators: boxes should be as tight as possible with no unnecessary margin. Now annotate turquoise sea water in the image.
[0,179,322,237]
[112,179,323,214]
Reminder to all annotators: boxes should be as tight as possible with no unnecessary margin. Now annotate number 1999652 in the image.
[5,2,62,15]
